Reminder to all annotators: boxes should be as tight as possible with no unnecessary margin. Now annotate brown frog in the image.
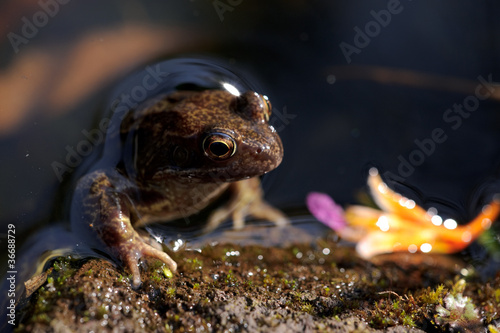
[71,88,287,287]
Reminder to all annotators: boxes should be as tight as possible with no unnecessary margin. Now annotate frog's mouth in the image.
[149,168,240,184]
[150,148,282,184]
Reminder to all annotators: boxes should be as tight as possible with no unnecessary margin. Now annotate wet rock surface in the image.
[15,234,500,332]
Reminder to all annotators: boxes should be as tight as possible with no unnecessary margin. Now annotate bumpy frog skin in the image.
[71,89,287,287]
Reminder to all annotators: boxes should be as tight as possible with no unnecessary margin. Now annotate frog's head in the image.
[128,89,283,184]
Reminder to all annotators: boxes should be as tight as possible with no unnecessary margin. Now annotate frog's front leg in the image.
[204,177,288,232]
[74,171,177,287]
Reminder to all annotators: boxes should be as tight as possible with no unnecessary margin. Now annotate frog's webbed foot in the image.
[118,233,177,287]
[203,177,288,233]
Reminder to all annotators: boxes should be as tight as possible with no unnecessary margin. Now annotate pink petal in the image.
[306,192,346,231]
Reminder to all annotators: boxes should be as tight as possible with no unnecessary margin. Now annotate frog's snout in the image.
[242,136,283,173]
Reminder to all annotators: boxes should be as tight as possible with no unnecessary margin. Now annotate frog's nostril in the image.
[256,148,263,154]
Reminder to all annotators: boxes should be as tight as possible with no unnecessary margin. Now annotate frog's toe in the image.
[123,255,142,288]
[203,200,288,234]
[120,240,177,288]
[141,243,178,273]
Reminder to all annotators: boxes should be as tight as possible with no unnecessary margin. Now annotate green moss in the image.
[52,261,62,272]
[400,311,416,327]
[369,296,421,329]
[420,284,446,305]
[450,278,466,295]
[224,270,238,286]
[150,273,162,283]
[56,275,67,285]
[31,313,51,325]
[192,258,203,270]
[301,303,314,314]
[166,287,176,297]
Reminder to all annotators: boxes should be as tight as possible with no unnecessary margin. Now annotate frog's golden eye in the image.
[203,133,236,160]
[260,94,272,122]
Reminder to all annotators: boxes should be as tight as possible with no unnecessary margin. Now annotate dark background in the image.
[1,0,500,244]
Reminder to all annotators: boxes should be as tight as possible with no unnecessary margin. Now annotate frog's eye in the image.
[234,91,272,122]
[260,94,272,122]
[202,133,236,160]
